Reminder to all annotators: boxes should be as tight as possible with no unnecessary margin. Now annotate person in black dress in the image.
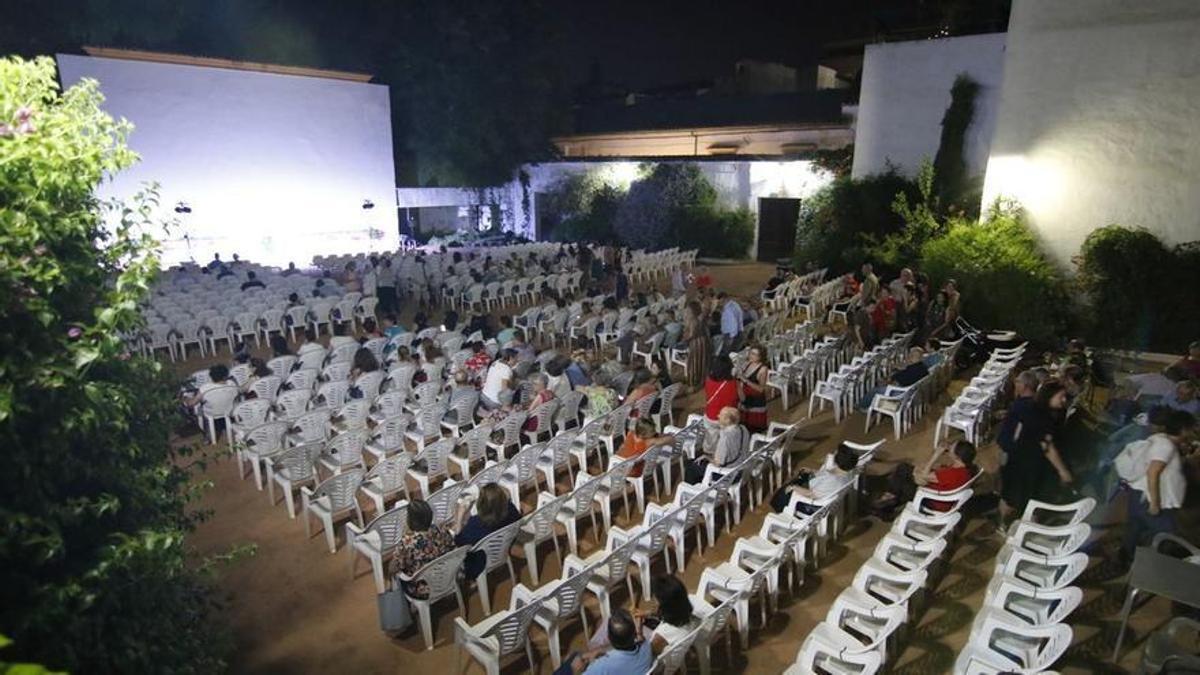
[999,380,1074,521]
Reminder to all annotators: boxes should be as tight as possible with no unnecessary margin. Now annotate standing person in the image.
[682,301,711,389]
[718,293,743,353]
[858,262,879,304]
[999,381,1074,521]
[376,258,396,314]
[362,258,378,298]
[929,280,960,339]
[1116,410,1195,561]
[704,356,740,424]
[852,297,877,350]
[737,343,770,433]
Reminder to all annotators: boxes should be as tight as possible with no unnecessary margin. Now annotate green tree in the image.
[0,56,229,673]
[793,170,919,272]
[920,202,1069,345]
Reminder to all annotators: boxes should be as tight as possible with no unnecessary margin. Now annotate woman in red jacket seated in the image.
[872,439,978,517]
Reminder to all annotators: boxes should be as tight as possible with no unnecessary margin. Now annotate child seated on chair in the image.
[871,439,978,518]
[771,443,858,515]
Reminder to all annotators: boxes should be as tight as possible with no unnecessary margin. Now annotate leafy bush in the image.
[541,162,754,257]
[0,56,230,673]
[920,203,1069,345]
[869,160,947,269]
[793,169,919,272]
[1076,225,1200,352]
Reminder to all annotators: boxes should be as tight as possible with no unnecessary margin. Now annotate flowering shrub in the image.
[0,56,230,672]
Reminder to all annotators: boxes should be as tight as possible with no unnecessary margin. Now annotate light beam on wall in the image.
[980,153,1066,220]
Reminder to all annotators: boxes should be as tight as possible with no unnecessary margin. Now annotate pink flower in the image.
[15,106,33,123]
[16,119,35,135]
[68,327,83,339]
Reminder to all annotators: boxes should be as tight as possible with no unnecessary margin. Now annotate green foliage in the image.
[932,74,982,216]
[811,145,853,178]
[793,170,920,271]
[920,203,1069,345]
[0,56,229,673]
[1076,225,1200,352]
[542,163,753,258]
[867,160,948,269]
[0,635,60,674]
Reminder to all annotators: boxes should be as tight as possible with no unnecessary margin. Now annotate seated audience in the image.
[452,484,522,580]
[872,440,978,516]
[390,500,455,599]
[772,444,858,514]
[240,270,265,291]
[617,419,675,478]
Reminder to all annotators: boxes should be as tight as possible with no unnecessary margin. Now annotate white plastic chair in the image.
[522,493,566,585]
[510,567,592,667]
[790,625,883,675]
[267,443,322,517]
[1019,497,1096,528]
[561,538,637,623]
[454,594,541,675]
[449,423,493,479]
[961,607,1072,673]
[1005,521,1091,558]
[400,545,470,650]
[198,384,240,445]
[301,469,364,553]
[536,430,579,494]
[236,420,291,489]
[360,452,412,514]
[407,436,453,498]
[982,575,1082,627]
[993,549,1089,592]
[346,502,408,593]
[697,549,778,649]
[468,520,522,616]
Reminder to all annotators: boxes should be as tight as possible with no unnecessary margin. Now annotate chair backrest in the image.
[658,382,683,414]
[651,625,701,675]
[458,423,494,462]
[285,368,320,393]
[355,371,386,401]
[274,389,312,420]
[596,539,637,588]
[521,495,566,540]
[323,359,353,381]
[408,546,469,602]
[465,459,509,492]
[291,408,332,444]
[529,397,559,429]
[415,403,447,436]
[426,480,464,525]
[507,443,543,483]
[609,371,635,398]
[632,391,658,419]
[469,520,522,575]
[367,453,412,493]
[365,504,410,551]
[312,469,364,510]
[201,384,241,416]
[276,443,322,481]
[494,411,528,447]
[410,380,441,408]
[371,391,408,420]
[386,363,417,395]
[479,595,543,658]
[326,428,368,465]
[241,421,290,458]
[336,399,372,429]
[232,399,272,428]
[554,390,584,426]
[449,389,480,422]
[316,380,350,407]
[547,566,593,621]
[544,430,579,467]
[266,355,296,376]
[251,375,283,402]
[415,436,454,478]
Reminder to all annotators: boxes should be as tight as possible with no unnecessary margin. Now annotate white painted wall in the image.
[980,0,1200,264]
[852,33,1007,178]
[57,54,397,267]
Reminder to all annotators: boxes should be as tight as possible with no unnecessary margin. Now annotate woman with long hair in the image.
[453,483,521,580]
[1000,380,1074,520]
[737,343,770,433]
[682,300,711,389]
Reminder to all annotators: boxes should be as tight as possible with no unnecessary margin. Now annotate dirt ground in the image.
[181,262,1176,674]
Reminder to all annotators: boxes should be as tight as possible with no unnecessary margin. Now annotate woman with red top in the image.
[872,286,897,337]
[626,368,660,418]
[871,439,978,517]
[617,418,676,478]
[693,265,714,290]
[704,356,740,422]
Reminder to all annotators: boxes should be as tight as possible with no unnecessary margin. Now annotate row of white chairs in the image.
[863,338,962,439]
[790,461,980,673]
[933,342,1027,447]
[807,332,916,422]
[953,497,1094,674]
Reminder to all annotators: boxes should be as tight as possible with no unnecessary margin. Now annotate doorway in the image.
[756,198,801,263]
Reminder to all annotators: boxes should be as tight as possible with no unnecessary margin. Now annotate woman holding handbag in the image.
[737,343,770,433]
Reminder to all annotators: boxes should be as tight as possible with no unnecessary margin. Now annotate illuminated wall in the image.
[56,54,397,267]
[852,33,1007,179]
[981,0,1200,263]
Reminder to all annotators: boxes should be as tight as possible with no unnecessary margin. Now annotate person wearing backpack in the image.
[1117,410,1196,562]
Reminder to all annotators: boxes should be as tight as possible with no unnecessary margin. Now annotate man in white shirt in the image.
[1120,410,1195,560]
[719,293,743,351]
[481,348,518,409]
[361,260,378,297]
[776,444,857,514]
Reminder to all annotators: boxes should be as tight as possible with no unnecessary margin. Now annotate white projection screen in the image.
[56,53,398,268]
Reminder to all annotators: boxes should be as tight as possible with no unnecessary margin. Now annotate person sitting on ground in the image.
[872,439,978,517]
[617,418,675,478]
[452,483,522,580]
[239,270,265,291]
[772,444,858,514]
[390,500,455,600]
